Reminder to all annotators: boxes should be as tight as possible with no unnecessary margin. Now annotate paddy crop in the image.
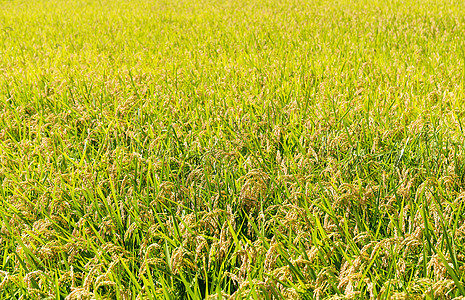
[1,0,465,298]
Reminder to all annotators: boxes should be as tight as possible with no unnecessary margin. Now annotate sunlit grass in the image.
[1,0,465,298]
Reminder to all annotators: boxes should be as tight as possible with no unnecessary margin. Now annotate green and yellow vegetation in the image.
[1,0,465,298]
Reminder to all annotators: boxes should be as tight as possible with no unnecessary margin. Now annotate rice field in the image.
[1,0,465,298]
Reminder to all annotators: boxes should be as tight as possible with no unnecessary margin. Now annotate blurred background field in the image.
[1,0,465,298]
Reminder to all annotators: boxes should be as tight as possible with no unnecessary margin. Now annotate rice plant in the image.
[1,0,465,298]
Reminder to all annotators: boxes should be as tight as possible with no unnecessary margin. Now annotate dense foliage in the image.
[1,0,465,298]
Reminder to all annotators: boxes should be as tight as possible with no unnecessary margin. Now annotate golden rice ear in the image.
[64,288,93,300]
[263,237,280,273]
